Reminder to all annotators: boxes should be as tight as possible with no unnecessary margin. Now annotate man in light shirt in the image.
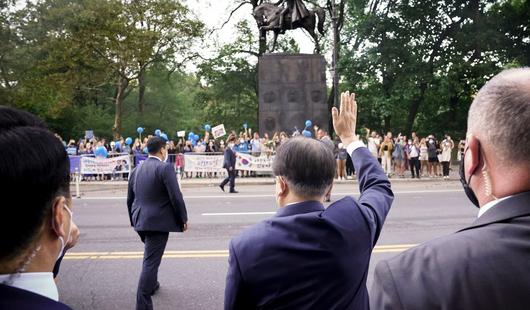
[0,107,77,309]
[371,68,530,310]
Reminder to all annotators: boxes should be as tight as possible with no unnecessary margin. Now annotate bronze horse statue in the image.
[253,3,326,53]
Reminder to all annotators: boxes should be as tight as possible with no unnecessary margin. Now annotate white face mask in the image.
[228,143,235,148]
[54,204,73,262]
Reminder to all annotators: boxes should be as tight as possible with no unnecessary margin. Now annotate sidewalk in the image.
[70,166,461,196]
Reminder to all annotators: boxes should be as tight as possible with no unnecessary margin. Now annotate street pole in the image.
[331,0,339,108]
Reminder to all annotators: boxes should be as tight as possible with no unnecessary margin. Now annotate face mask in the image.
[459,148,480,208]
[429,139,434,144]
[408,142,412,145]
[53,204,73,262]
[228,143,235,148]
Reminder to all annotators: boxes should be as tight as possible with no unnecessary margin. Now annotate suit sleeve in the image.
[224,241,252,310]
[126,168,136,226]
[370,260,404,310]
[161,163,188,224]
[350,145,394,246]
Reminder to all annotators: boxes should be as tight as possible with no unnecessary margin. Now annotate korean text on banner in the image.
[183,154,225,173]
[80,155,131,174]
[212,124,226,139]
[236,153,274,172]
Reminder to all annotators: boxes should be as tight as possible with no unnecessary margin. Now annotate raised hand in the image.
[332,91,358,146]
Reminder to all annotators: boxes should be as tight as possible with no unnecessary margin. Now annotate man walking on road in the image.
[220,135,238,194]
[371,68,530,310]
[224,92,394,309]
[127,137,188,310]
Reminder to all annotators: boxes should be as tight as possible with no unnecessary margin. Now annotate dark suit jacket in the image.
[371,191,530,310]
[127,157,188,232]
[224,146,394,310]
[0,284,72,310]
[223,147,236,169]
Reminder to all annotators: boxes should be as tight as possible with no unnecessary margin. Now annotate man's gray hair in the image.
[468,68,530,165]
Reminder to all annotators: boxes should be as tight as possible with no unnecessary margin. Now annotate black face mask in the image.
[459,147,480,208]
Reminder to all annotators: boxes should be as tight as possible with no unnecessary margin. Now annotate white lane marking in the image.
[78,189,463,200]
[202,212,276,216]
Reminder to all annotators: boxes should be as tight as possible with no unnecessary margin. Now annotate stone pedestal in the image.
[258,53,328,136]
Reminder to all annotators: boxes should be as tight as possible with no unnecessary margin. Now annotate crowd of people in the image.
[58,124,464,181]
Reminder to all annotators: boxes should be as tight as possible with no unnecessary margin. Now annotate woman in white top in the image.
[440,136,454,179]
[419,138,429,177]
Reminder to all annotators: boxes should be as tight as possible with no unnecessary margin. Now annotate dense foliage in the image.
[1,0,528,140]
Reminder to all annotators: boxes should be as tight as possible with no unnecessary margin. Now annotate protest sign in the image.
[177,131,186,138]
[212,124,226,139]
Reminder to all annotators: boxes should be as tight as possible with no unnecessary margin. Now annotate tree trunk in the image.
[113,76,129,139]
[138,65,146,115]
[405,82,427,135]
[259,30,267,56]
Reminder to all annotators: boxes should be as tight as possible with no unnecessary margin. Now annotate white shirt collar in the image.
[0,272,58,301]
[478,195,512,218]
[148,155,162,161]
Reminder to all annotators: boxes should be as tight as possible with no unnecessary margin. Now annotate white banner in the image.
[236,153,274,172]
[183,155,225,173]
[80,155,131,174]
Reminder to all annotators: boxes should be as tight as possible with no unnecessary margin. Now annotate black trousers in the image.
[220,168,236,191]
[442,161,450,176]
[409,157,420,178]
[136,231,169,310]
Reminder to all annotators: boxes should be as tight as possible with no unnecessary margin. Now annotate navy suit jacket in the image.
[0,284,71,310]
[224,146,394,309]
[127,157,188,232]
[223,147,236,169]
[370,191,530,310]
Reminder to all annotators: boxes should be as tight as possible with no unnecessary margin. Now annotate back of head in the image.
[468,68,530,167]
[147,137,166,155]
[273,137,336,198]
[0,106,70,262]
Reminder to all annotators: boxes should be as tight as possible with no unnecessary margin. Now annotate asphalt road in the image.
[57,180,478,310]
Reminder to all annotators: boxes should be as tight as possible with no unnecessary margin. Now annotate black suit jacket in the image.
[127,157,188,232]
[225,147,394,309]
[371,191,530,310]
[0,284,71,310]
[223,147,236,169]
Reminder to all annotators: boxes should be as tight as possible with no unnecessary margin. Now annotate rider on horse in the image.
[274,0,310,30]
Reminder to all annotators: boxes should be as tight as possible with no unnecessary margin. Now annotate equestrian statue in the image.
[253,0,326,53]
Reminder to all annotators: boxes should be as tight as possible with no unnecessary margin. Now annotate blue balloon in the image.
[143,147,149,154]
[160,133,168,141]
[155,129,162,137]
[191,140,197,146]
[125,137,133,145]
[115,142,121,150]
[193,134,200,141]
[95,146,108,158]
[305,120,312,128]
[137,127,144,134]
[243,123,248,129]
[302,130,312,137]
[188,132,194,138]
[205,124,211,131]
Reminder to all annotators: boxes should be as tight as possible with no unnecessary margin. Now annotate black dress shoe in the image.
[150,282,160,296]
[219,185,225,192]
[229,190,239,194]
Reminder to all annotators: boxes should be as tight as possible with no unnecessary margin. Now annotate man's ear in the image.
[465,135,481,179]
[51,196,67,238]
[277,176,289,198]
